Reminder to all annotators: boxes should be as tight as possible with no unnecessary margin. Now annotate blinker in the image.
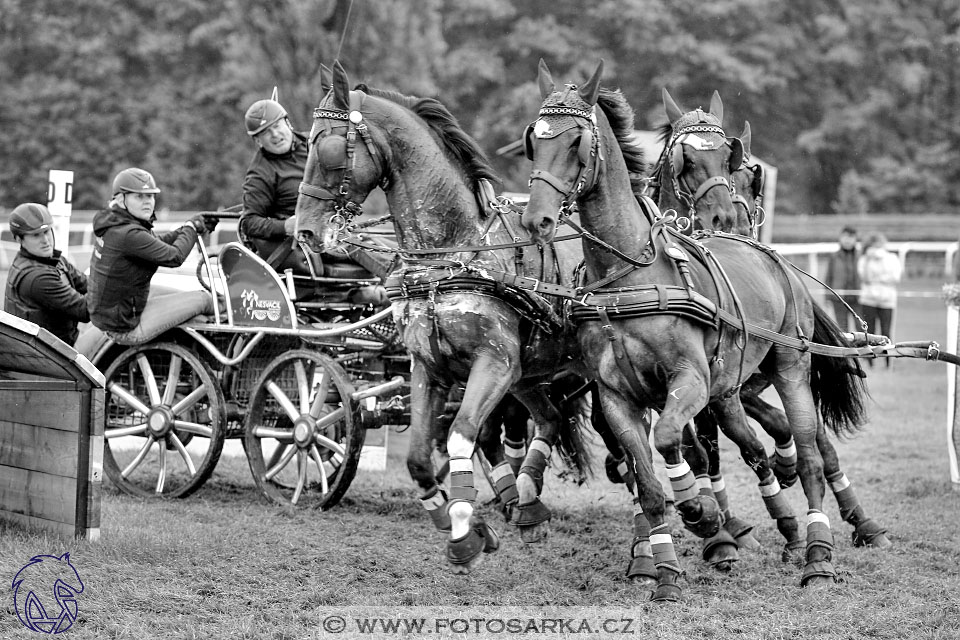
[317,135,347,171]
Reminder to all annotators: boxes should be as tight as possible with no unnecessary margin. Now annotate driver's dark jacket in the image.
[240,131,309,253]
[4,248,89,345]
[86,206,197,332]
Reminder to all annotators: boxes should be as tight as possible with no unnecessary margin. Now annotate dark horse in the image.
[521,59,868,599]
[295,61,603,574]
[653,93,891,552]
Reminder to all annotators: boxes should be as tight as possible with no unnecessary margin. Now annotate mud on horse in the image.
[521,59,869,599]
[295,61,598,574]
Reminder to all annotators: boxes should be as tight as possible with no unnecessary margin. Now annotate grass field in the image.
[2,285,960,639]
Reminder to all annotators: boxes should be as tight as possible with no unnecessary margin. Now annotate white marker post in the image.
[47,170,74,260]
[946,303,960,490]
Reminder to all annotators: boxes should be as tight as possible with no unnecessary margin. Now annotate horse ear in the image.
[320,63,332,93]
[710,90,724,124]
[537,58,555,100]
[740,121,752,159]
[332,60,351,110]
[578,59,604,106]
[662,87,683,124]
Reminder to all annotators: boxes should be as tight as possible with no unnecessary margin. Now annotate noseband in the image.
[298,91,387,238]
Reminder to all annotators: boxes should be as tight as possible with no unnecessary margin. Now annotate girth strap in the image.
[598,307,647,400]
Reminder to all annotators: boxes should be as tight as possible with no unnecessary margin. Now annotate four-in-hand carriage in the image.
[82,233,408,508]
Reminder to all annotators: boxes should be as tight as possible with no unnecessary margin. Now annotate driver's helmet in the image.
[9,203,54,237]
[112,168,161,196]
[245,99,288,137]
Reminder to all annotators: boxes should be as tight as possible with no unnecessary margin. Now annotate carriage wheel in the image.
[102,342,226,498]
[244,349,364,509]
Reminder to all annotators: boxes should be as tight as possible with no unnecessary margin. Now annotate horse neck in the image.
[380,136,486,254]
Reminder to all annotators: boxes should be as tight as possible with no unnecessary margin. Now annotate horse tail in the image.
[810,301,869,437]
[552,377,595,482]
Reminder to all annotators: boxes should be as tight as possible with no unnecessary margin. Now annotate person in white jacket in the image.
[857,232,902,367]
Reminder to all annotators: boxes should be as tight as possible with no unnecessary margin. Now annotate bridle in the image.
[730,160,766,239]
[523,98,605,222]
[297,90,388,241]
[657,113,743,229]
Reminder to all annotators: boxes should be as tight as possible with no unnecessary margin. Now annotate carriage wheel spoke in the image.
[121,436,156,478]
[265,442,299,480]
[105,423,148,438]
[291,451,308,505]
[167,432,197,476]
[308,369,330,419]
[161,355,183,406]
[171,387,207,416]
[253,426,295,441]
[137,354,161,406]
[313,432,345,458]
[294,360,311,415]
[155,443,167,494]
[108,382,151,416]
[309,445,330,494]
[172,419,214,438]
[266,381,300,422]
[315,407,345,430]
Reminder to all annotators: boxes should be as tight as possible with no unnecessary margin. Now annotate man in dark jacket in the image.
[824,225,861,332]
[4,203,89,345]
[86,167,218,344]
[240,97,310,271]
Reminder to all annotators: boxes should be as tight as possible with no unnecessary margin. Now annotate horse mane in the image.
[357,84,501,188]
[596,88,647,175]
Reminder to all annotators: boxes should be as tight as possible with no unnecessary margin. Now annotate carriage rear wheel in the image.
[102,342,226,498]
[244,349,364,508]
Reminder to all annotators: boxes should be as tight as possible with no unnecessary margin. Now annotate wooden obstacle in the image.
[0,311,104,540]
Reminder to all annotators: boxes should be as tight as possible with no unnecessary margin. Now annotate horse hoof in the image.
[519,521,550,543]
[800,560,838,587]
[446,520,500,571]
[723,517,760,552]
[735,532,761,552]
[626,555,658,588]
[703,529,739,570]
[681,495,721,538]
[650,583,682,603]
[852,520,892,549]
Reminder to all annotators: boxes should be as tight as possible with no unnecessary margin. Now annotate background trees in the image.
[0,0,956,215]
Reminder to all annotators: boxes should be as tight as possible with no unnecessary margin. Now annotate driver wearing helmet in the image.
[85,168,219,344]
[240,96,311,271]
[4,203,89,346]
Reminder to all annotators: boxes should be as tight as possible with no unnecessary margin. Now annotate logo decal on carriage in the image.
[11,553,84,634]
[240,288,282,322]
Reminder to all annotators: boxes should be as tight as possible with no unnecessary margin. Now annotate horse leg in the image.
[477,398,521,522]
[597,385,681,602]
[653,370,723,541]
[509,387,565,543]
[819,423,891,549]
[406,360,453,534]
[742,392,799,488]
[499,396,530,477]
[772,357,838,586]
[445,355,518,573]
[687,412,743,570]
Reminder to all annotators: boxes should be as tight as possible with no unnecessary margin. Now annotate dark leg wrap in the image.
[503,437,526,478]
[490,461,519,506]
[448,459,477,502]
[769,440,799,489]
[518,436,550,495]
[800,516,837,586]
[446,518,500,566]
[679,494,721,538]
[702,528,739,569]
[605,454,635,488]
[852,518,891,548]
[420,486,451,533]
[510,498,552,527]
[650,524,683,602]
[723,516,755,541]
[626,500,657,581]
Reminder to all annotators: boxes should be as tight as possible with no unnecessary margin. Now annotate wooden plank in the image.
[0,379,77,390]
[0,389,80,432]
[0,420,80,476]
[0,466,77,524]
[0,510,78,539]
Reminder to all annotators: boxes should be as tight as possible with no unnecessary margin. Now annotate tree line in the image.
[1,0,957,217]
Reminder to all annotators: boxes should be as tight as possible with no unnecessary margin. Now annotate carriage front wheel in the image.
[244,349,364,508]
[102,342,226,498]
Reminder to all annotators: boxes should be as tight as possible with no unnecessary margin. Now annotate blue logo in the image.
[11,553,84,634]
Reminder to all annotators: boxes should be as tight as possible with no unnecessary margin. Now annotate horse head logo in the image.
[12,553,84,634]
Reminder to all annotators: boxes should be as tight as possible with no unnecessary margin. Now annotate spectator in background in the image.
[4,203,89,345]
[857,232,902,367]
[825,225,861,332]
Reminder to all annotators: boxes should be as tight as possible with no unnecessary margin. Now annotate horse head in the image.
[658,88,745,233]
[295,60,391,251]
[729,121,765,238]
[521,58,606,245]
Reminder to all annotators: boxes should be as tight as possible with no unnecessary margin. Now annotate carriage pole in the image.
[945,299,960,490]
